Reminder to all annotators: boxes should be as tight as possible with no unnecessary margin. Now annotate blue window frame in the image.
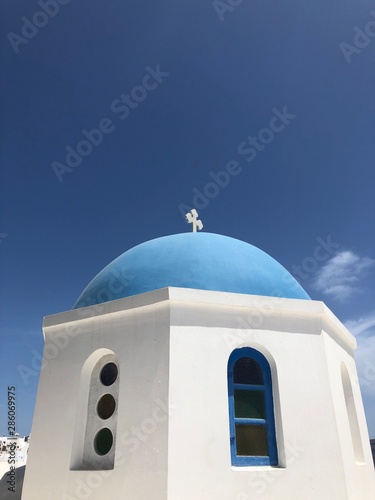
[228,348,278,466]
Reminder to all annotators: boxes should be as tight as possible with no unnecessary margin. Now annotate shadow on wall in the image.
[0,440,372,498]
[0,466,25,500]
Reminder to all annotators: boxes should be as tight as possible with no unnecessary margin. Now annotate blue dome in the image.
[73,233,310,309]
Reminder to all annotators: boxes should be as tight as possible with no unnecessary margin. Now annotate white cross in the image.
[185,209,203,232]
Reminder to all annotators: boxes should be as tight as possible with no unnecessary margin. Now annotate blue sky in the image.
[0,0,374,438]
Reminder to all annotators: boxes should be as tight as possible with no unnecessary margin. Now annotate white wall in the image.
[165,289,374,499]
[22,288,375,500]
[323,331,375,498]
[23,290,171,500]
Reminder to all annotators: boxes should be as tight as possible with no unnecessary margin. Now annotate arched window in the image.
[228,348,278,466]
[70,349,119,470]
[341,362,364,464]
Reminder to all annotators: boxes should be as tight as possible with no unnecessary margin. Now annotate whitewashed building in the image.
[22,232,375,499]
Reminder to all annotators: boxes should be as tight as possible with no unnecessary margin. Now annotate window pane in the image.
[100,363,118,386]
[234,389,265,418]
[97,394,116,420]
[235,424,268,456]
[94,428,113,456]
[233,357,263,385]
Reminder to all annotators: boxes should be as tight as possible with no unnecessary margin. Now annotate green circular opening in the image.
[94,428,113,456]
[100,363,118,386]
[97,394,116,420]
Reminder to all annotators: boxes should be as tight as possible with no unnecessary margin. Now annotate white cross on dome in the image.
[185,209,203,232]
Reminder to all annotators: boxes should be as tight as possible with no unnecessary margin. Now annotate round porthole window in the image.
[100,362,118,386]
[94,428,113,456]
[97,394,116,420]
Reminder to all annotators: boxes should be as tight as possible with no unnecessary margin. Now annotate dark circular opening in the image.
[94,428,113,456]
[100,362,118,386]
[97,394,116,420]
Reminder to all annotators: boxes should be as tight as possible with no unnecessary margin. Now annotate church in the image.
[22,214,375,499]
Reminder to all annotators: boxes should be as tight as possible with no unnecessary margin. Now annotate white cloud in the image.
[345,313,375,338]
[313,250,375,301]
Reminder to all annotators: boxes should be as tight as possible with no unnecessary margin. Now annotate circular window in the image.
[94,428,113,456]
[100,363,118,386]
[97,394,116,420]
